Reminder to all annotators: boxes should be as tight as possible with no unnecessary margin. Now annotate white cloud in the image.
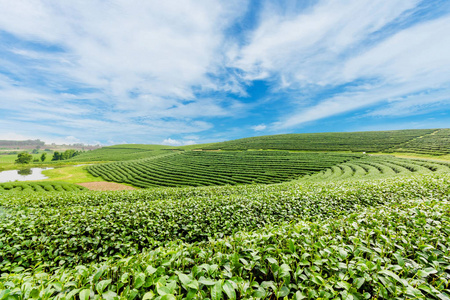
[161,138,197,146]
[0,0,247,142]
[0,0,449,143]
[230,1,450,129]
[162,138,182,146]
[232,0,418,85]
[251,124,267,131]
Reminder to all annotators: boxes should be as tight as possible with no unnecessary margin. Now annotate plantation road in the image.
[76,181,136,191]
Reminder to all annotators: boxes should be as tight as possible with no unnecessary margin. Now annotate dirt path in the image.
[77,182,136,191]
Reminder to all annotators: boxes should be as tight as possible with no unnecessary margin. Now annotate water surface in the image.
[0,167,54,183]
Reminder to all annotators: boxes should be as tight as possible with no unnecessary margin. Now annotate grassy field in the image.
[0,151,64,172]
[41,165,102,184]
[0,152,51,164]
[1,129,450,299]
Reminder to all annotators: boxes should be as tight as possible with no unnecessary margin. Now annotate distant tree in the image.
[31,149,39,154]
[40,153,47,162]
[51,149,82,161]
[15,152,33,164]
[62,149,76,160]
[52,151,61,161]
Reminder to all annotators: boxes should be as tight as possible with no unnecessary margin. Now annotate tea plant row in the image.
[201,129,437,152]
[70,145,178,162]
[0,181,87,193]
[391,128,450,155]
[87,151,361,188]
[304,155,450,181]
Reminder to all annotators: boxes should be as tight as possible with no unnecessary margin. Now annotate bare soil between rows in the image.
[77,182,136,191]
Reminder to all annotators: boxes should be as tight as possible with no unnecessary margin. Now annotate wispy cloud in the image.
[0,0,449,144]
[273,13,450,128]
[251,124,267,131]
[0,0,247,143]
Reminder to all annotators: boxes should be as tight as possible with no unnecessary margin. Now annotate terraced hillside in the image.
[391,128,450,155]
[303,155,450,181]
[69,129,449,164]
[200,129,441,153]
[87,151,361,187]
[69,144,179,161]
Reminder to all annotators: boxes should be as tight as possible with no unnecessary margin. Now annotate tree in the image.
[40,153,47,162]
[52,151,61,161]
[15,152,33,164]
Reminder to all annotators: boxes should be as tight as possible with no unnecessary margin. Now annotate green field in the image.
[87,151,362,187]
[1,129,450,299]
[69,144,180,162]
[391,128,450,155]
[200,129,439,152]
[303,155,450,181]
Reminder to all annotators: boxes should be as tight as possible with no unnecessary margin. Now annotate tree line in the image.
[15,149,83,164]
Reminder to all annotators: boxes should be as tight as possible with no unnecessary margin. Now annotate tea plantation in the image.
[200,129,439,152]
[69,145,179,162]
[0,129,449,299]
[70,128,450,163]
[86,151,362,187]
[0,173,449,299]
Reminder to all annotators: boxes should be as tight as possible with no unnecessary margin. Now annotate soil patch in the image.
[77,182,136,191]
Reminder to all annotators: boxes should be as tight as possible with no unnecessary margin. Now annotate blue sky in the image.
[0,0,449,145]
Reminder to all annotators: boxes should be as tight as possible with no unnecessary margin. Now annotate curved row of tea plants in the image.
[391,128,450,155]
[87,151,362,187]
[69,144,178,162]
[1,193,449,299]
[304,155,450,181]
[200,129,437,152]
[0,174,448,273]
[0,181,87,193]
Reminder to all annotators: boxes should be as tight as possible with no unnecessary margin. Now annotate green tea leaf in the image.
[79,289,90,300]
[211,281,222,300]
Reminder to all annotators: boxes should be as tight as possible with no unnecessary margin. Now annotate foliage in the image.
[201,129,437,152]
[391,128,450,155]
[87,151,361,187]
[40,153,47,162]
[14,152,33,164]
[52,150,83,161]
[0,175,449,299]
[0,174,448,272]
[68,129,449,164]
[69,145,178,162]
[303,155,450,181]
[0,181,87,193]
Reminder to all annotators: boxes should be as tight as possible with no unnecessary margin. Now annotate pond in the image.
[0,167,54,183]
